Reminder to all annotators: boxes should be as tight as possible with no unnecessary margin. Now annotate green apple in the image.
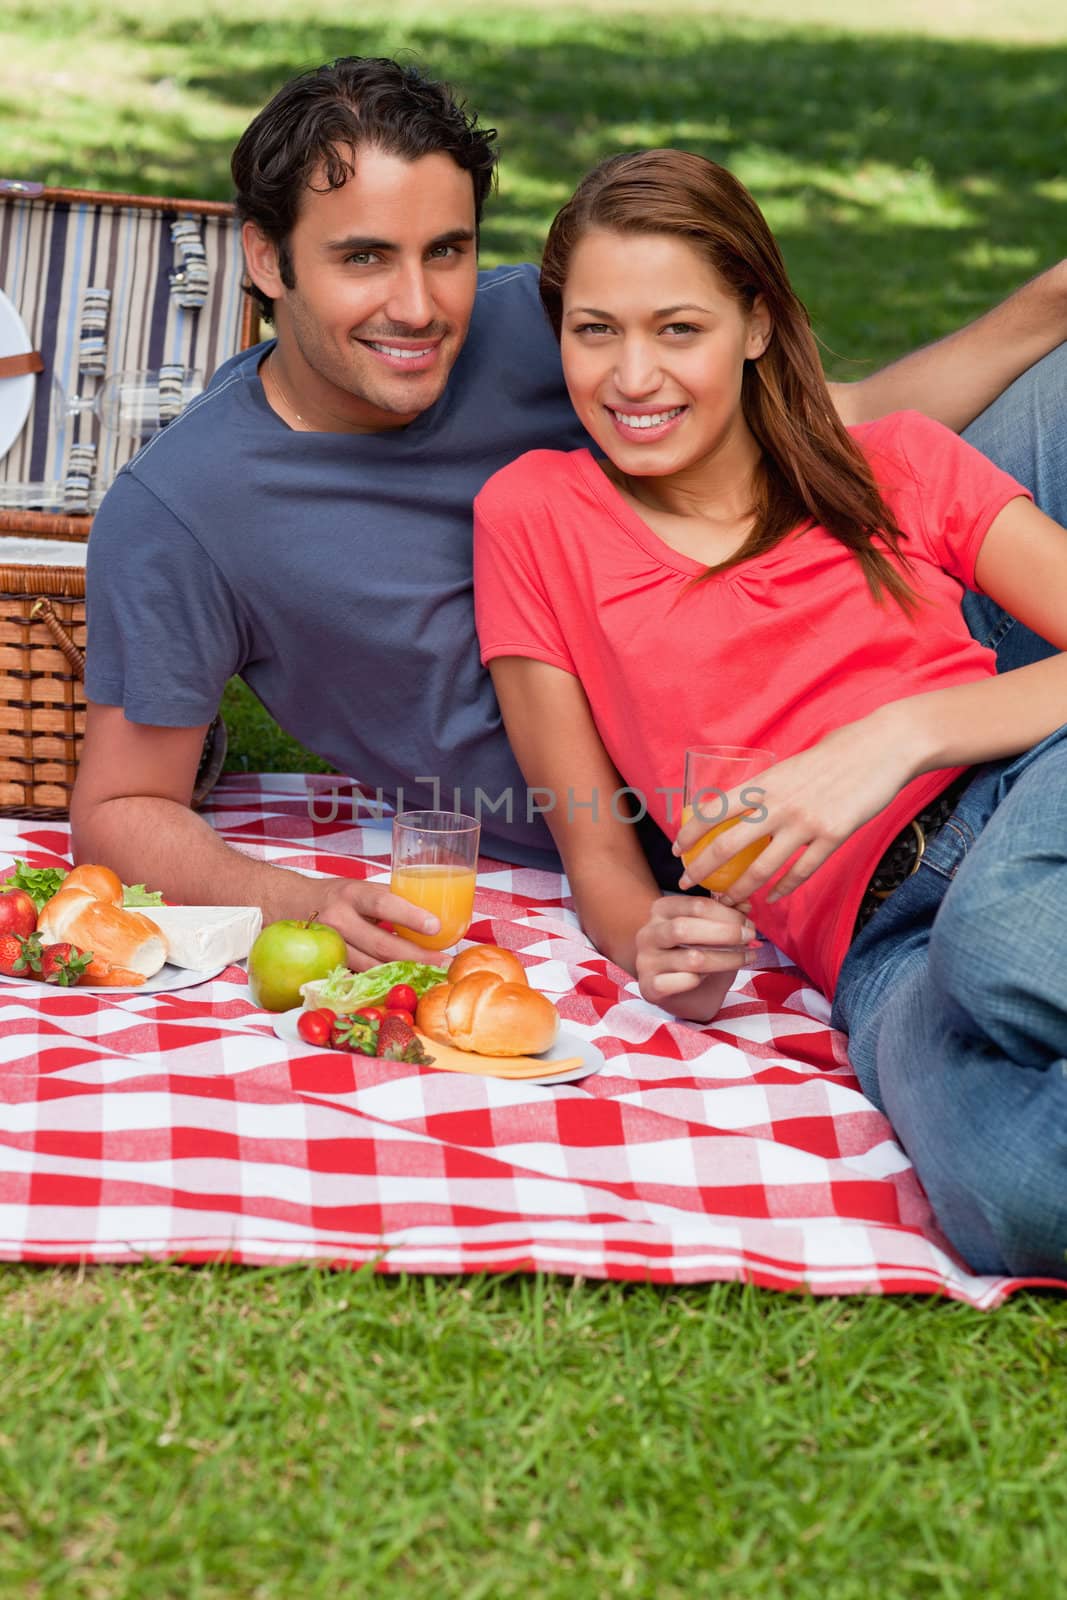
[247,918,348,1012]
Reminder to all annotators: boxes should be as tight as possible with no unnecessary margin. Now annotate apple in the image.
[0,889,38,940]
[247,918,348,1012]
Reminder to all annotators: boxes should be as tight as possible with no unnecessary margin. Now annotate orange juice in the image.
[390,863,477,950]
[680,803,771,893]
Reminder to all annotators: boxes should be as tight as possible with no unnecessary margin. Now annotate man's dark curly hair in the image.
[232,56,498,321]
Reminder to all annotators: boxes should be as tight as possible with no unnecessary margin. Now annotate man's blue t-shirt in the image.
[85,265,590,867]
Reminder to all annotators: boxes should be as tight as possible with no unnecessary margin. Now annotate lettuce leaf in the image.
[301,960,447,1013]
[122,883,165,907]
[0,861,164,911]
[0,859,68,910]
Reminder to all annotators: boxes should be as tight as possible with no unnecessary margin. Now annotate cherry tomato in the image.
[297,1007,337,1048]
[384,983,419,1013]
[384,1007,415,1025]
[353,1005,386,1024]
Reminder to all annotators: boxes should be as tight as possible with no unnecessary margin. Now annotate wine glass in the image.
[681,745,775,894]
[390,811,481,951]
[52,367,204,438]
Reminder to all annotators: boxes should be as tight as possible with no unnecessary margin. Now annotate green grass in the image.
[3,3,1067,1593]
[1,1267,1064,1599]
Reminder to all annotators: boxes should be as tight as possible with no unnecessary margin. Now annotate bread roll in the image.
[415,983,454,1047]
[446,944,528,987]
[37,864,168,981]
[416,968,558,1057]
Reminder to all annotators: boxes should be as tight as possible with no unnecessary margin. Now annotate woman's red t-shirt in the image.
[473,410,1030,998]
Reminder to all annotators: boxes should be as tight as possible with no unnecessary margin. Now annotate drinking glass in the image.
[52,367,204,438]
[681,745,775,894]
[390,811,481,951]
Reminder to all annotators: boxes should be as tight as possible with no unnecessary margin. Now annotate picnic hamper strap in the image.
[30,597,86,675]
[0,352,44,378]
[0,181,236,217]
[17,590,225,812]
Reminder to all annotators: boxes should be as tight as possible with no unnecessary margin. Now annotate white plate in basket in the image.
[0,287,36,461]
[273,1009,605,1085]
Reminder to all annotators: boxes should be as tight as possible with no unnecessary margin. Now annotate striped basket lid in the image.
[0,189,253,514]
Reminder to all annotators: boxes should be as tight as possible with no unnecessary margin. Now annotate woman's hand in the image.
[674,709,921,908]
[635,894,757,1020]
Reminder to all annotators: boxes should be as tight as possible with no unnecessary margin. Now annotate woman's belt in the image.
[852,770,972,939]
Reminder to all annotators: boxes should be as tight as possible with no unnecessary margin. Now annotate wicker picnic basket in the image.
[0,181,261,816]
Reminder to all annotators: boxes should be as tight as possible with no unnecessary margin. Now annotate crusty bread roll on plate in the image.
[37,864,168,984]
[445,944,528,987]
[416,943,558,1057]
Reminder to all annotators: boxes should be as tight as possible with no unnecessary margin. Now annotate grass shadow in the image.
[11,7,1065,770]
[23,15,1065,363]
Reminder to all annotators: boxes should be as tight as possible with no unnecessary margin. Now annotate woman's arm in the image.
[830,259,1067,431]
[877,494,1067,769]
[679,494,1067,904]
[489,656,755,1020]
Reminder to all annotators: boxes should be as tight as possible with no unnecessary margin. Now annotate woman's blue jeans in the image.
[831,342,1067,1278]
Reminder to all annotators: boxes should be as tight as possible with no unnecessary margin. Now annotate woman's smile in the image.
[604,402,689,442]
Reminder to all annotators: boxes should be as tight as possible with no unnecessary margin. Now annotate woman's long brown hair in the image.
[539,150,919,611]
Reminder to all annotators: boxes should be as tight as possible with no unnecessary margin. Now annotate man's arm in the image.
[70,704,440,969]
[830,258,1067,432]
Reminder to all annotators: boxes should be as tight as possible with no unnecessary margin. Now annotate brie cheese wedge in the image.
[141,905,263,971]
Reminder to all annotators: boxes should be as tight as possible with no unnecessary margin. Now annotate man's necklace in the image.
[265,351,312,430]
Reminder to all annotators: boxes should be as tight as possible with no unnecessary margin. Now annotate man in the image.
[73,55,1067,969]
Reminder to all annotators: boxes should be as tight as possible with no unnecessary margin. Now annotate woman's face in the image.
[559,228,770,479]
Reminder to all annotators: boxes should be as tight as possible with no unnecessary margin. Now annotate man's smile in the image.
[358,337,444,372]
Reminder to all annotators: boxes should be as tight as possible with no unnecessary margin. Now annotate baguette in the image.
[36,865,168,982]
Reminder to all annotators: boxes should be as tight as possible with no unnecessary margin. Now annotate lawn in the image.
[2,1269,1064,1599]
[2,2,1066,1595]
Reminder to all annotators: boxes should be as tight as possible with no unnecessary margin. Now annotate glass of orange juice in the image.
[390,811,481,951]
[681,746,775,894]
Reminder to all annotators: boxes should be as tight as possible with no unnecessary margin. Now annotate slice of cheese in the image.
[141,905,263,970]
[414,1031,582,1080]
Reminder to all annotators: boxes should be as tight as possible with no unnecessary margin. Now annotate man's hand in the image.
[830,259,1067,433]
[312,877,441,971]
[635,894,756,1022]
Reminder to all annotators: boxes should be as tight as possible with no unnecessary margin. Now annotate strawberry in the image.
[377,1015,435,1066]
[330,1014,381,1056]
[0,931,41,978]
[38,942,93,987]
[376,1014,414,1054]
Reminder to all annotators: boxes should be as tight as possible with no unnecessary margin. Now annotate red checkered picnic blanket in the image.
[0,774,1058,1308]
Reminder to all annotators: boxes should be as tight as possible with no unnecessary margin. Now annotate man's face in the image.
[249,146,480,431]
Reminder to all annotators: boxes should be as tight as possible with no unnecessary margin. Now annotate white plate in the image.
[0,287,35,461]
[76,960,231,996]
[272,1010,605,1085]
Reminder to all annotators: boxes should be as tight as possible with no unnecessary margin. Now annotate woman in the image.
[472,150,1067,1278]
